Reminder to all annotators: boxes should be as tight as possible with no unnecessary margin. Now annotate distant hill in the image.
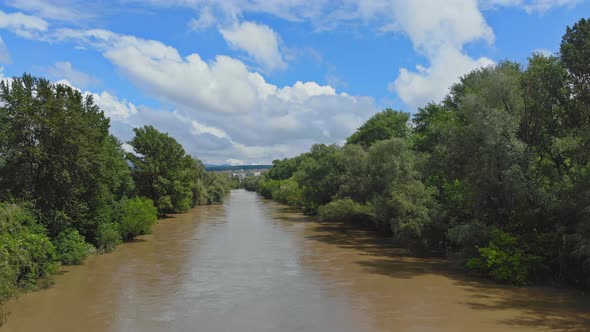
[205,165,272,172]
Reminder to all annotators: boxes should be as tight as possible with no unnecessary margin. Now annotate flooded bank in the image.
[2,189,589,332]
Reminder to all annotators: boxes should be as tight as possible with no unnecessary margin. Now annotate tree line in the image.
[0,75,231,316]
[242,18,590,288]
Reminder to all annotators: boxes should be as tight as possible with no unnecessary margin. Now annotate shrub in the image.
[0,202,37,234]
[120,197,157,240]
[0,249,16,302]
[0,203,57,290]
[318,198,373,225]
[96,223,122,253]
[1,232,57,288]
[54,229,89,265]
[258,179,280,199]
[272,179,303,207]
[466,229,543,285]
[156,196,173,215]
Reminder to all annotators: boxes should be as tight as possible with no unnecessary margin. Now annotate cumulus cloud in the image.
[379,0,496,109]
[5,0,91,22]
[0,37,10,63]
[220,21,287,71]
[0,9,48,38]
[188,6,216,31]
[389,46,494,108]
[134,0,579,111]
[49,28,375,163]
[532,48,553,57]
[90,91,138,121]
[47,61,99,88]
[3,0,581,162]
[480,0,581,13]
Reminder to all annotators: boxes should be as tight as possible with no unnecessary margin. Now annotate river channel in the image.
[3,189,589,332]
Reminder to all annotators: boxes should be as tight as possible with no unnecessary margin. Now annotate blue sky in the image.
[0,0,587,164]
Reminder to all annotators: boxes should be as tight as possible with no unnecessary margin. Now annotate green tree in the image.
[54,229,89,265]
[0,75,132,243]
[119,197,157,240]
[347,108,410,147]
[127,126,194,214]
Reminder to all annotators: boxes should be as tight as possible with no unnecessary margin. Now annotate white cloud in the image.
[0,9,48,38]
[532,48,553,57]
[220,21,287,71]
[89,91,138,121]
[390,46,494,108]
[6,0,90,22]
[51,28,376,163]
[225,159,245,166]
[389,0,494,55]
[0,37,10,63]
[381,0,496,110]
[188,6,216,31]
[47,61,99,88]
[5,0,579,161]
[480,0,581,13]
[131,0,580,112]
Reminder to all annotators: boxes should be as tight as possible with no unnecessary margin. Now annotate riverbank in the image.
[2,190,589,332]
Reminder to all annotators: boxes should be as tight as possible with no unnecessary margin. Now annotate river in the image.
[2,189,589,332]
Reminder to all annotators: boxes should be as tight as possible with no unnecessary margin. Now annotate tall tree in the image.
[347,108,410,148]
[0,75,117,238]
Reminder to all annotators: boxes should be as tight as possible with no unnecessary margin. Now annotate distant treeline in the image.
[0,75,231,318]
[242,18,590,289]
[206,165,272,172]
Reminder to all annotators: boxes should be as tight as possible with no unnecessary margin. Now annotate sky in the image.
[0,0,587,165]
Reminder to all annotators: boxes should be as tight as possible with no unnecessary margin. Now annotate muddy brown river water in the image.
[2,189,589,332]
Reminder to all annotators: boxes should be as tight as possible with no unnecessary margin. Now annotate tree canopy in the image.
[244,18,590,288]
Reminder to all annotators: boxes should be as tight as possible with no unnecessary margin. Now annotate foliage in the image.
[293,144,343,214]
[271,178,304,207]
[241,176,262,191]
[250,18,590,288]
[0,74,238,316]
[127,126,229,214]
[467,229,543,285]
[96,222,122,253]
[0,203,56,292]
[0,76,124,241]
[347,108,410,147]
[318,198,373,225]
[54,229,89,265]
[119,197,158,240]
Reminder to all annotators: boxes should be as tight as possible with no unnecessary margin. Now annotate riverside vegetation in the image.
[242,18,590,289]
[0,75,231,323]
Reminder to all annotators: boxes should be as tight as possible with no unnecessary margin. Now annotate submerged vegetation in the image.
[0,75,231,316]
[243,18,590,288]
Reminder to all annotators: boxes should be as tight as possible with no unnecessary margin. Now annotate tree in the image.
[347,108,410,147]
[293,144,342,214]
[127,126,194,214]
[561,17,590,106]
[119,197,157,240]
[0,75,122,241]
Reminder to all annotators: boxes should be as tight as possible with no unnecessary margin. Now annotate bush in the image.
[318,198,373,225]
[156,196,173,215]
[466,229,543,285]
[96,223,122,253]
[241,176,261,191]
[0,202,37,234]
[54,229,89,265]
[272,179,303,207]
[0,249,16,302]
[0,203,57,290]
[120,197,157,240]
[1,232,57,288]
